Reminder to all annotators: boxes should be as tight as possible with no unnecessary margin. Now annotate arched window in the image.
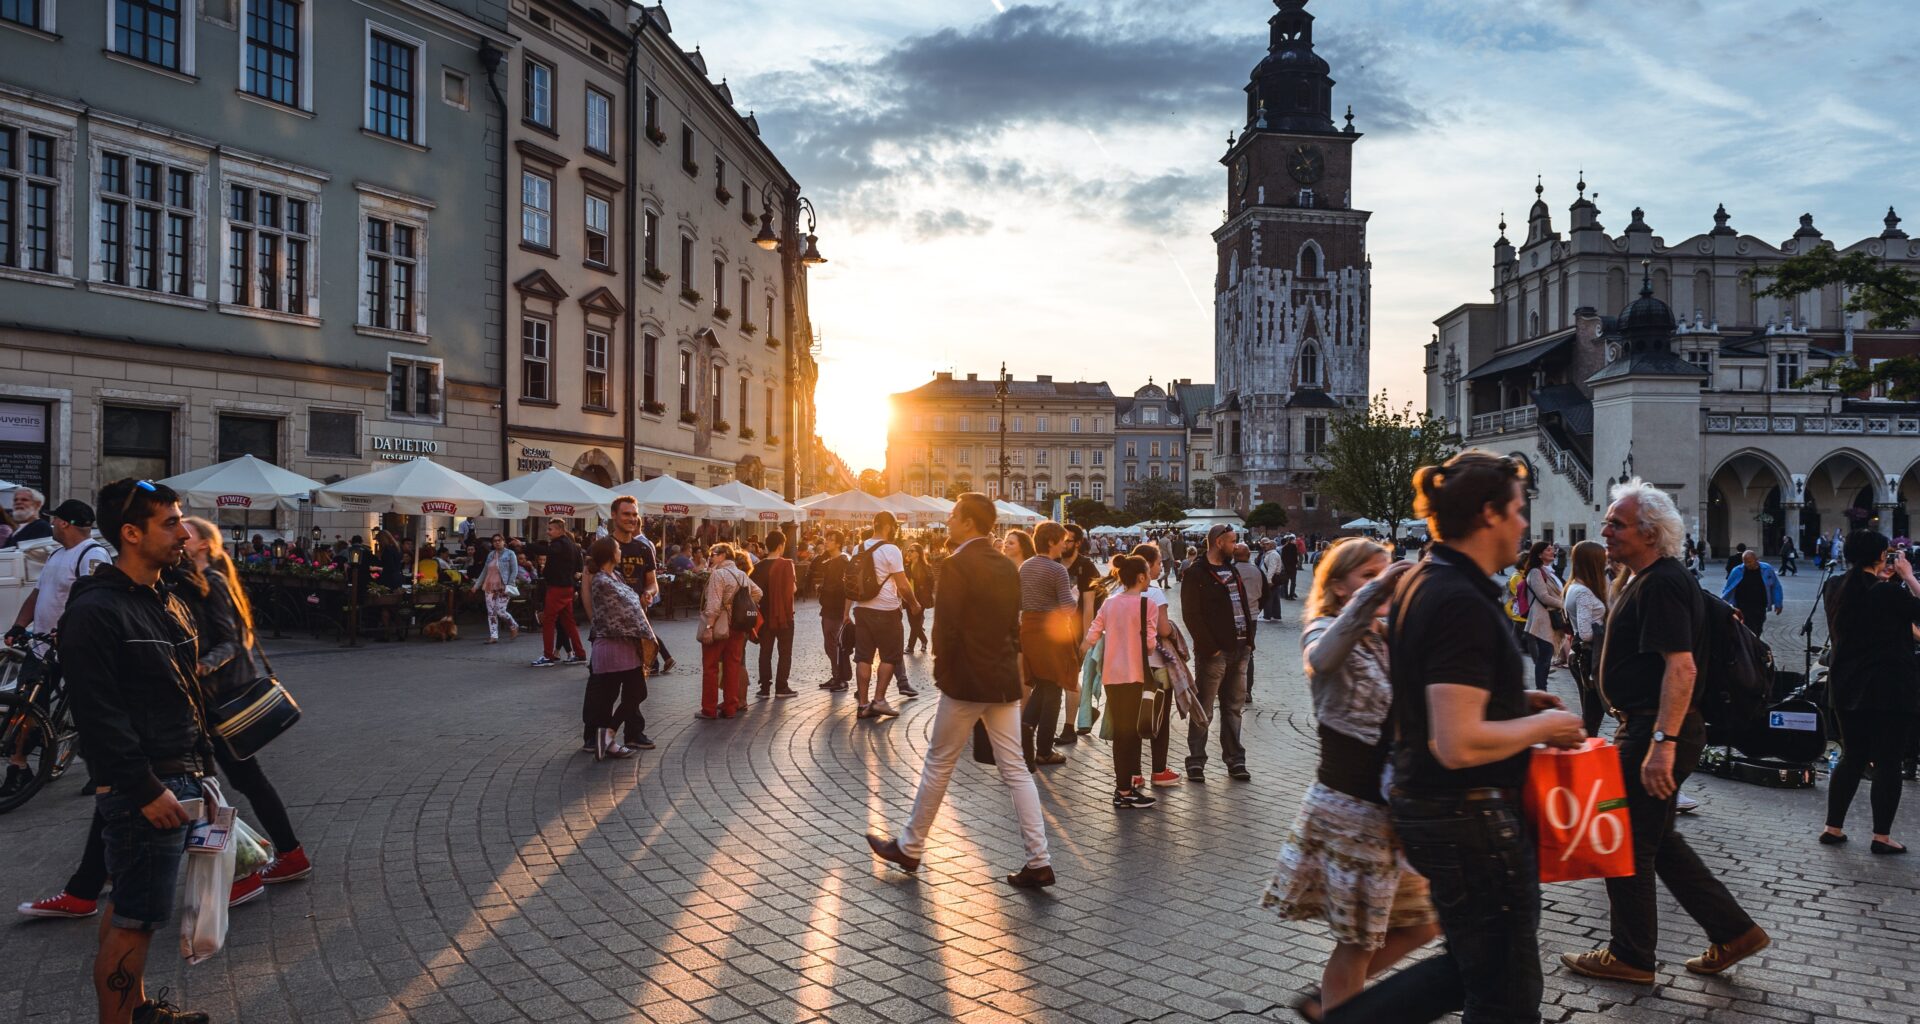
[1693,269,1714,322]
[1527,309,1540,338]
[1606,266,1627,312]
[1227,249,1241,286]
[1297,240,1321,278]
[1298,341,1321,387]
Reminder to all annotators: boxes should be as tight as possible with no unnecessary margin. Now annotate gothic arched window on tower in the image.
[1528,309,1540,338]
[1299,341,1321,388]
[1228,249,1241,286]
[1298,240,1321,278]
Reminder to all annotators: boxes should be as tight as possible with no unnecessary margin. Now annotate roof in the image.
[1172,382,1216,420]
[1463,334,1573,381]
[1285,389,1343,409]
[1715,333,1845,360]
[893,375,1114,401]
[1586,351,1707,384]
[1531,384,1593,435]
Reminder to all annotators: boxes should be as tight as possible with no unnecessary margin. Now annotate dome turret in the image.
[1245,0,1337,133]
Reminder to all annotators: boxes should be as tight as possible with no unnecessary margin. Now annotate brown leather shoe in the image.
[1685,925,1770,975]
[865,834,920,872]
[1560,948,1655,984]
[1005,864,1056,889]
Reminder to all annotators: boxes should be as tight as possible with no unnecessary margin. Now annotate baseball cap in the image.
[49,499,97,526]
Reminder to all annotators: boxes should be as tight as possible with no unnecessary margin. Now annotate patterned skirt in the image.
[1262,782,1437,950]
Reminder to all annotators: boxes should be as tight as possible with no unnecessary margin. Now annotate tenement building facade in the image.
[886,373,1115,507]
[1210,0,1371,535]
[0,0,513,534]
[1425,187,1920,555]
[1112,381,1188,508]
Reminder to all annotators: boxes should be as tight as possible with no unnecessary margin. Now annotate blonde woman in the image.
[1562,540,1612,736]
[697,542,760,720]
[1264,538,1437,1019]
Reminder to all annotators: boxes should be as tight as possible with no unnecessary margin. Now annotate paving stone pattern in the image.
[1,569,1915,1024]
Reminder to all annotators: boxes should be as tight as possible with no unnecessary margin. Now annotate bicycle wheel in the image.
[0,694,57,814]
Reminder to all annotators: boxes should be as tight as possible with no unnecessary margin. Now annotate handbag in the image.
[1523,737,1636,883]
[1527,575,1569,633]
[209,645,302,761]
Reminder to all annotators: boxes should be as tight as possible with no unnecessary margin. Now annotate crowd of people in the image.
[8,459,1918,1024]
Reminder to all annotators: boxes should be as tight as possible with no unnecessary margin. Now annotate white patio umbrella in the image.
[610,476,743,519]
[993,499,1042,526]
[0,479,20,492]
[796,491,836,506]
[158,454,325,512]
[707,480,803,523]
[491,467,622,519]
[878,491,944,526]
[317,458,529,518]
[801,489,893,521]
[1341,517,1386,531]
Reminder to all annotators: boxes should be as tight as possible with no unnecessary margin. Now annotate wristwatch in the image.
[1652,730,1675,743]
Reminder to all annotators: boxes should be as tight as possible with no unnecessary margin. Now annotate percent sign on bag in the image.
[1525,740,1636,882]
[1543,778,1628,862]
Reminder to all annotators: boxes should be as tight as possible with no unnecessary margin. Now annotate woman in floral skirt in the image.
[1263,538,1438,1020]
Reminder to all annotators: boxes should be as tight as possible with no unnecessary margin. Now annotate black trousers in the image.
[1105,683,1146,792]
[1606,714,1757,971]
[756,622,794,691]
[906,606,928,651]
[1827,708,1916,836]
[1024,681,1064,760]
[583,667,647,746]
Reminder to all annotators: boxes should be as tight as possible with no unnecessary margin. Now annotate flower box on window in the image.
[680,287,702,305]
[714,419,732,433]
[644,266,669,285]
[765,336,780,349]
[647,125,667,146]
[766,434,780,446]
[679,410,698,424]
[682,159,700,176]
[742,206,757,226]
[741,322,758,336]
[714,306,732,322]
[643,400,667,415]
[740,427,756,440]
[715,186,732,205]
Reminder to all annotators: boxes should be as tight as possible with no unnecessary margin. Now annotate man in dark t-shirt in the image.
[1561,484,1766,986]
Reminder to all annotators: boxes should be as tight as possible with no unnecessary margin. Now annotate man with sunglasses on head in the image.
[63,479,212,1024]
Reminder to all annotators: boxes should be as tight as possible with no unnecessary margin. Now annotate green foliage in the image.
[1124,476,1189,526]
[1065,498,1122,528]
[1188,477,1216,508]
[857,469,887,496]
[1756,247,1920,399]
[1316,392,1457,543]
[1245,502,1288,530]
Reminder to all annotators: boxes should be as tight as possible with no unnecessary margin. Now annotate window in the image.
[1035,482,1048,502]
[642,209,660,276]
[584,193,609,266]
[738,377,749,433]
[643,89,660,142]
[958,449,971,465]
[764,384,774,437]
[1143,407,1160,424]
[518,317,551,401]
[523,58,553,129]
[114,0,184,71]
[765,294,775,337]
[584,330,608,409]
[218,414,279,528]
[1774,351,1802,391]
[225,183,313,314]
[642,332,659,407]
[1124,464,1137,483]
[1068,481,1081,499]
[1685,350,1712,389]
[1171,442,1180,458]
[1036,415,1049,432]
[677,350,692,413]
[714,156,727,201]
[308,409,358,458]
[987,416,999,432]
[441,69,468,109]
[1303,492,1318,510]
[1125,441,1137,457]
[1070,416,1082,433]
[0,127,58,274]
[243,0,303,108]
[932,448,944,464]
[678,234,693,291]
[739,274,751,324]
[101,405,173,480]
[1298,241,1320,278]
[1304,415,1328,456]
[367,30,419,143]
[932,415,943,431]
[959,415,971,432]
[388,355,440,420]
[1299,342,1321,387]
[97,151,196,295]
[362,215,420,332]
[680,123,695,172]
[1012,479,1025,501]
[585,88,611,154]
[1092,450,1104,466]
[2,1,42,28]
[709,364,724,420]
[1035,450,1049,466]
[1170,465,1182,483]
[1068,449,1081,466]
[1094,417,1104,432]
[1150,441,1161,457]
[1149,463,1163,479]
[713,258,724,310]
[520,171,552,249]
[1011,416,1023,432]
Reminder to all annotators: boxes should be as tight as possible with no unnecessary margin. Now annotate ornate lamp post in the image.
[996,362,1010,501]
[754,188,827,506]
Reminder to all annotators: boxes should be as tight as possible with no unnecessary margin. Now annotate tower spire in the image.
[1245,0,1337,132]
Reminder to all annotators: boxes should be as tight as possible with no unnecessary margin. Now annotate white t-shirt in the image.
[1145,585,1169,667]
[854,538,906,611]
[33,540,113,635]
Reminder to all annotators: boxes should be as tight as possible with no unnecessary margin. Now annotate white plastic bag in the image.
[180,779,236,964]
[233,817,274,876]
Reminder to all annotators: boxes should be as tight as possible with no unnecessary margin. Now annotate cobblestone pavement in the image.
[2,571,1916,1024]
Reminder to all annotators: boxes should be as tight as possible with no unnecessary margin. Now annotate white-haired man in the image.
[6,487,52,547]
[1562,479,1768,985]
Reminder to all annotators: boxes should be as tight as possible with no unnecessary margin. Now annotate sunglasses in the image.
[118,479,158,522]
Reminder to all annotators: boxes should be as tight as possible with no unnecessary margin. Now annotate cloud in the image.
[910,208,994,239]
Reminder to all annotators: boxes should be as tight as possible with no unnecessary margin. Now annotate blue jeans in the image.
[1329,791,1542,1024]
[97,774,200,931]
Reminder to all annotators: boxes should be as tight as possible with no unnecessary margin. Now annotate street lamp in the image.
[996,362,1010,502]
[755,191,828,266]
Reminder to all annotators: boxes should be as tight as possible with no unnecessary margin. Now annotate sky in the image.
[661,0,1919,474]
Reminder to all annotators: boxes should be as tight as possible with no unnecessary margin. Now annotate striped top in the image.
[1019,556,1077,612]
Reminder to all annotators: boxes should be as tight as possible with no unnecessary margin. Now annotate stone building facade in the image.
[0,0,513,535]
[1112,382,1188,508]
[1209,0,1370,536]
[886,373,1115,507]
[1425,188,1920,555]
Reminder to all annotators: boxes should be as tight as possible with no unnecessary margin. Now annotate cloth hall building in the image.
[1424,185,1920,556]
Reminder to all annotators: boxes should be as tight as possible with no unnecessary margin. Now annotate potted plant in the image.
[741,205,757,226]
[714,306,732,322]
[714,419,732,433]
[646,124,667,146]
[741,322,758,336]
[680,287,702,305]
[766,434,780,446]
[643,400,667,415]
[715,185,732,204]
[643,265,669,285]
[765,335,779,348]
[679,410,698,425]
[681,157,700,176]
[740,426,756,440]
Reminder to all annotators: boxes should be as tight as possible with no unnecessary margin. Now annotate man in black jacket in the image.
[812,531,852,690]
[866,492,1054,888]
[528,517,585,667]
[1180,524,1257,782]
[64,478,212,1024]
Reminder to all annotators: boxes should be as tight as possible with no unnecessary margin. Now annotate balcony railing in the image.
[1535,432,1592,503]
[1702,411,1920,436]
[1468,405,1537,437]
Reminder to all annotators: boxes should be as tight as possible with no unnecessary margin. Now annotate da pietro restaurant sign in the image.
[371,435,442,462]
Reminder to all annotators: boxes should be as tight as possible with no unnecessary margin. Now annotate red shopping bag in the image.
[1523,738,1635,883]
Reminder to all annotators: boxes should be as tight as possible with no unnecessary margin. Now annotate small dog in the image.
[421,616,459,642]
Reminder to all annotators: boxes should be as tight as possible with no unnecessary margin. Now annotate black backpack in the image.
[1696,589,1773,744]
[850,541,887,603]
[729,571,760,634]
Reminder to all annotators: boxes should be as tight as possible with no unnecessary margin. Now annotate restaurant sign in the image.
[516,444,555,473]
[421,500,458,515]
[371,436,442,462]
[543,503,577,517]
[662,503,690,515]
[215,495,255,509]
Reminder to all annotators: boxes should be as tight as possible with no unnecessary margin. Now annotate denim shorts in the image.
[98,774,200,930]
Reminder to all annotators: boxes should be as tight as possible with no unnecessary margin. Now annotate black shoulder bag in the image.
[209,643,302,761]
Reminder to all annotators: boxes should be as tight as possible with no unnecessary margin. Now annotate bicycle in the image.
[0,630,79,814]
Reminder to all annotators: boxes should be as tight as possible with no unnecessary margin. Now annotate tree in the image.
[1245,502,1289,531]
[1316,393,1457,544]
[1188,477,1216,508]
[1755,247,1920,399]
[1124,476,1189,525]
[1066,498,1122,528]
[857,468,887,496]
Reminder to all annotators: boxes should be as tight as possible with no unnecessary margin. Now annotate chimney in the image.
[935,371,953,381]
[966,373,978,381]
[1036,374,1052,383]
[1177,377,1192,385]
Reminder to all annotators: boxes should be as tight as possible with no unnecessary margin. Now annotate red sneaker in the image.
[1151,770,1182,786]
[261,845,312,884]
[17,891,99,919]
[229,871,266,908]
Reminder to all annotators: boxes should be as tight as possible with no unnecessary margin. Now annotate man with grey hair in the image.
[1562,479,1768,985]
[5,486,52,547]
